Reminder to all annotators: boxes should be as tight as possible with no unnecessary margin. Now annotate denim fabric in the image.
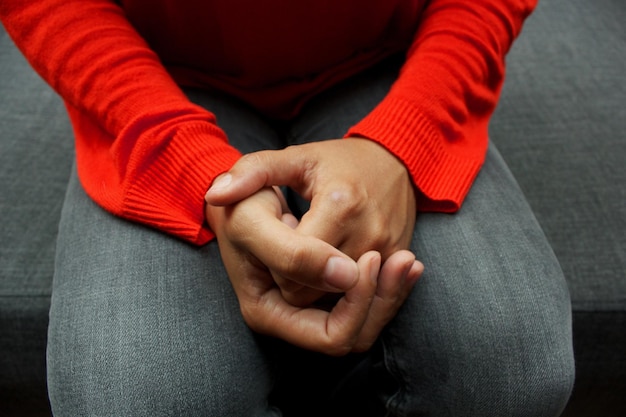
[285,64,576,416]
[382,144,575,416]
[48,59,575,416]
[48,102,283,416]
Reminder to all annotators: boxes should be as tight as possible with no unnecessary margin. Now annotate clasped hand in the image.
[205,138,423,356]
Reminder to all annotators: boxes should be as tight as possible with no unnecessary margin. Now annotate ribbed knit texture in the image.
[0,0,536,245]
[346,96,484,212]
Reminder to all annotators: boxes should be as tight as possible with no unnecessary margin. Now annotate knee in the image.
[492,336,575,416]
[385,293,575,416]
[448,301,576,415]
[387,325,575,417]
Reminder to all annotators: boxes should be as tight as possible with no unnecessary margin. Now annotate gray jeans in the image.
[47,60,575,416]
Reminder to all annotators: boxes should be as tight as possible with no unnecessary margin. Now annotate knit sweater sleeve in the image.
[0,0,241,245]
[346,0,537,212]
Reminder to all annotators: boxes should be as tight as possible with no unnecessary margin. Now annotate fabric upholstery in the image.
[0,27,73,415]
[489,0,626,414]
[491,0,626,311]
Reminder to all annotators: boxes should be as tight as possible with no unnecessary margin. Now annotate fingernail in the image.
[369,253,381,284]
[324,257,358,290]
[407,261,423,284]
[211,173,232,190]
[206,174,232,200]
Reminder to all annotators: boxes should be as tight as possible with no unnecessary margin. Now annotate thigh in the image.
[288,62,575,416]
[383,145,575,416]
[48,93,284,417]
[288,56,400,147]
[185,88,285,153]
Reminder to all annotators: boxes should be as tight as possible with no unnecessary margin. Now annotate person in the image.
[0,0,575,415]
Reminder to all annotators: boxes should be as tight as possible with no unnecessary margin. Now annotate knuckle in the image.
[282,287,323,308]
[322,340,354,357]
[367,216,391,249]
[326,183,368,215]
[281,243,314,276]
[284,144,316,191]
[377,285,406,312]
[223,215,252,245]
[238,152,264,167]
[236,152,272,180]
[352,338,375,353]
[321,330,360,357]
[240,303,263,332]
[239,295,278,337]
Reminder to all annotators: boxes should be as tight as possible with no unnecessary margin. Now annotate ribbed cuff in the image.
[123,122,241,245]
[346,96,485,212]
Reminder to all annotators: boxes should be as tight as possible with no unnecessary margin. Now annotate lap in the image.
[48,92,285,417]
[287,59,575,415]
[383,144,575,416]
[48,59,574,416]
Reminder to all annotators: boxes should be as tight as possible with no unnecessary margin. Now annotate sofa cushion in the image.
[491,0,626,312]
[490,0,626,415]
[0,26,73,414]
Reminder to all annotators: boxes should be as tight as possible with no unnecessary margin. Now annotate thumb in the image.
[204,149,309,206]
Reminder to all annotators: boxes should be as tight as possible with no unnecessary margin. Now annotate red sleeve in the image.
[0,0,241,245]
[346,0,538,212]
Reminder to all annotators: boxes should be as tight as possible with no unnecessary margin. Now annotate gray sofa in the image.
[1,0,624,415]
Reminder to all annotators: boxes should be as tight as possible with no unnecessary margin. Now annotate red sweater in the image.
[0,0,536,245]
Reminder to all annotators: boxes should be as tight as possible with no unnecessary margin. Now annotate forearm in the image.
[0,0,207,133]
[347,0,537,212]
[1,0,241,244]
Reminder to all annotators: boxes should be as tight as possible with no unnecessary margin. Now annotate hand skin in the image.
[206,137,419,306]
[204,138,423,354]
[205,187,423,355]
[206,138,417,261]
